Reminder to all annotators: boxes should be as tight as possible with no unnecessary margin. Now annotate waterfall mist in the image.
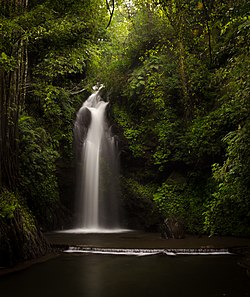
[73,85,122,232]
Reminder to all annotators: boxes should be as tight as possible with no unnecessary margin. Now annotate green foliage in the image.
[183,108,231,162]
[30,14,102,79]
[180,45,249,165]
[153,177,213,234]
[125,46,179,109]
[153,109,182,169]
[26,0,106,82]
[121,176,160,230]
[24,0,109,163]
[125,3,172,66]
[204,122,250,236]
[18,115,60,227]
[111,42,183,169]
[123,177,157,200]
[201,34,250,235]
[0,190,19,219]
[113,106,146,158]
[153,182,187,219]
[216,15,250,62]
[0,0,115,260]
[0,189,37,233]
[30,82,76,156]
[0,51,16,71]
[97,0,250,236]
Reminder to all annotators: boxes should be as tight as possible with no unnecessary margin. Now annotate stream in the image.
[0,252,249,297]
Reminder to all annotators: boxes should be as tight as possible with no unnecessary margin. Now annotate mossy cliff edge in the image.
[0,190,49,267]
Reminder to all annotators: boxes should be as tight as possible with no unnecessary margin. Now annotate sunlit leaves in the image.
[34,47,87,78]
[0,190,19,219]
[0,51,16,71]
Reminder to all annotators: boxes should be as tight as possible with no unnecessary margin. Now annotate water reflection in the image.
[0,254,249,297]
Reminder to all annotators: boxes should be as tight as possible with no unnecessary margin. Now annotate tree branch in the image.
[69,88,86,95]
[106,0,115,29]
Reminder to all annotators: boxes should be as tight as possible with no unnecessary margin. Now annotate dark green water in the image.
[0,254,249,297]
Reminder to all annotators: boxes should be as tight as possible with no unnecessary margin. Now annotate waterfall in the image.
[73,85,121,232]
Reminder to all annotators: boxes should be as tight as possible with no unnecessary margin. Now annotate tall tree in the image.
[0,0,28,189]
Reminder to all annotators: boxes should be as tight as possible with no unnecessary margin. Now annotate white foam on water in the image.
[56,228,132,234]
[64,247,231,256]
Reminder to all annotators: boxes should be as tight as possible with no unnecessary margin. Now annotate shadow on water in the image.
[0,254,249,297]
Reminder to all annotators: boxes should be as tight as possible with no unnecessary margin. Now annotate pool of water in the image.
[0,254,249,297]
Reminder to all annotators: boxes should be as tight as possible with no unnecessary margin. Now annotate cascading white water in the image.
[74,85,121,232]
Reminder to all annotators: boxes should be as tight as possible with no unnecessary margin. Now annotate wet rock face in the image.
[74,106,92,160]
[75,106,92,141]
[79,106,92,130]
[161,217,185,239]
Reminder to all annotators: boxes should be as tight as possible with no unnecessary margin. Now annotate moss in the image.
[121,177,161,231]
[0,190,49,267]
[0,190,19,219]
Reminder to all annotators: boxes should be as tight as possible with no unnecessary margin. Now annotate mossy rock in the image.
[0,190,49,267]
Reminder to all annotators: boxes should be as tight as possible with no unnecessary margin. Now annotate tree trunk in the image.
[0,0,28,189]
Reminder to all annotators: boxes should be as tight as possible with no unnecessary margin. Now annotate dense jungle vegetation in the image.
[0,0,249,265]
